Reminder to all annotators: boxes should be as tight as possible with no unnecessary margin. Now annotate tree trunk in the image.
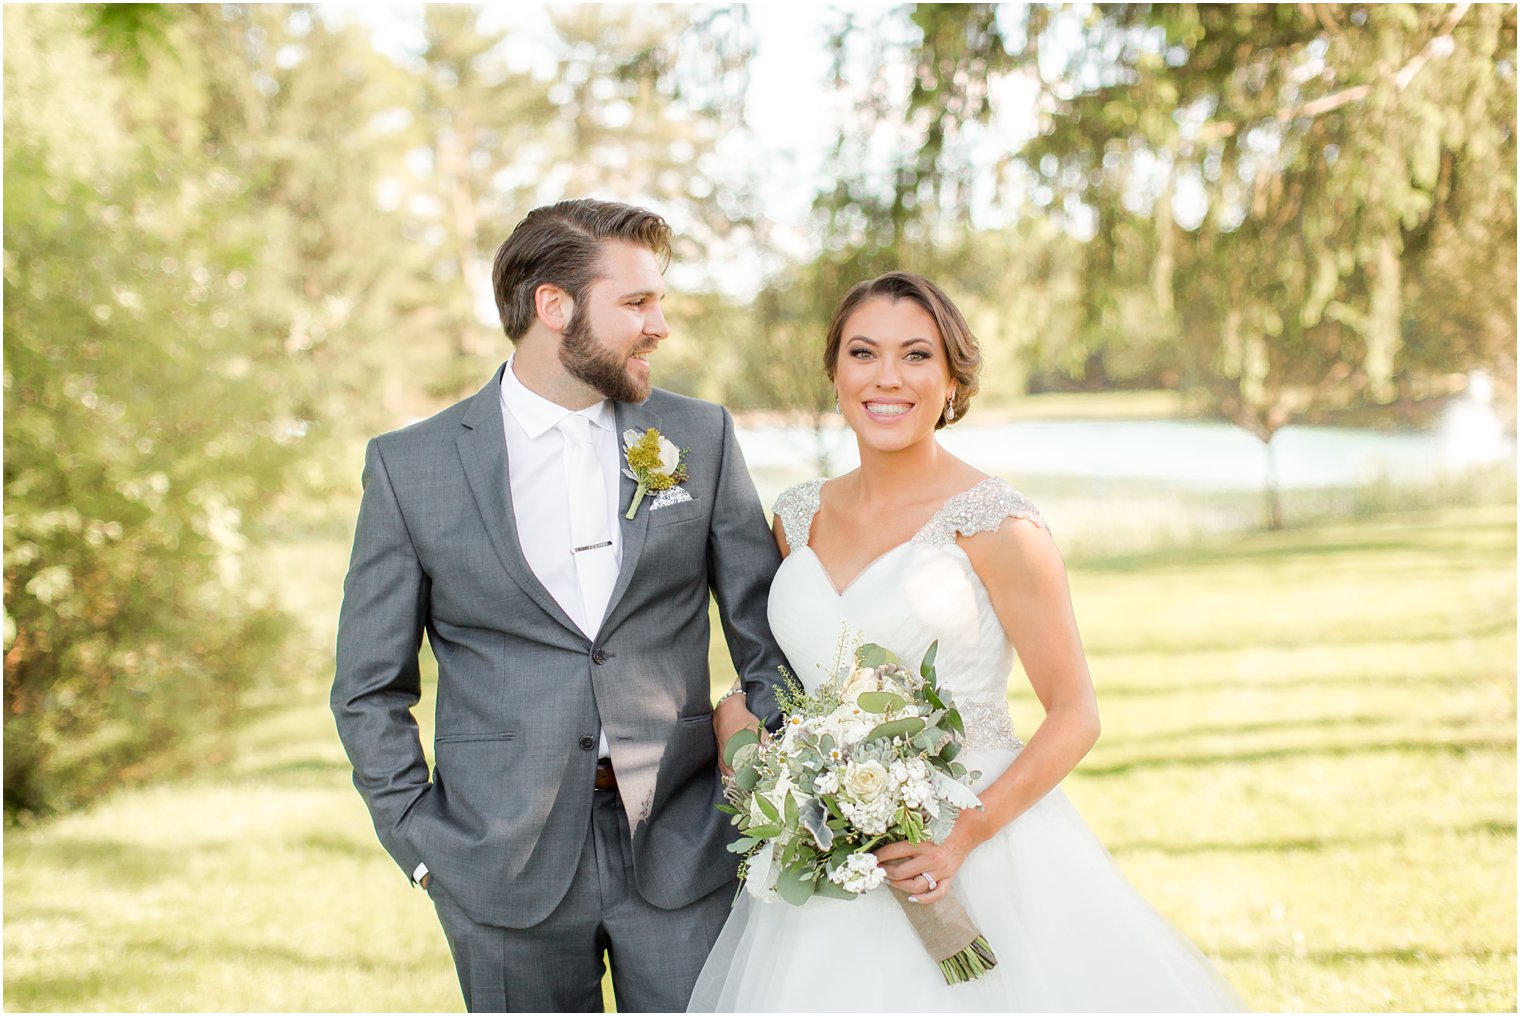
[1263,432,1284,530]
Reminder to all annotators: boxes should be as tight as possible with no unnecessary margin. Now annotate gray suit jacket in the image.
[331,365,786,929]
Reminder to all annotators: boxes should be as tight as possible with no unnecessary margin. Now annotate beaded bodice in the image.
[768,477,1047,756]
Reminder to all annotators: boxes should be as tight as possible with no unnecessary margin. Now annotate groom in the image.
[332,198,783,1012]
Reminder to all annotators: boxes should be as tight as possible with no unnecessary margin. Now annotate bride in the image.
[690,272,1243,1012]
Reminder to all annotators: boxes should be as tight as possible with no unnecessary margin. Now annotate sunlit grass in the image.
[1033,504,1517,1012]
[4,504,1513,1011]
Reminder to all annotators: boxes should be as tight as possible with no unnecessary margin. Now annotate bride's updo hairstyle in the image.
[822,271,982,429]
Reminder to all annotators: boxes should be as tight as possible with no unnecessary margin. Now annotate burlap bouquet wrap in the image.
[890,886,998,984]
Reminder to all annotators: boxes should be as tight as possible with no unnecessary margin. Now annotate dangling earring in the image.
[945,393,956,422]
[834,392,841,414]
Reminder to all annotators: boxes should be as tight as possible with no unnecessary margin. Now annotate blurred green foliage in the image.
[2,3,423,816]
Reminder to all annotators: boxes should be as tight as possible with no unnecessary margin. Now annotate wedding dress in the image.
[688,477,1244,1012]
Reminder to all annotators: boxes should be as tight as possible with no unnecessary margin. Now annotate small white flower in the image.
[828,851,887,894]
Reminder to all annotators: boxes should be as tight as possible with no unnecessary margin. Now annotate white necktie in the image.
[556,413,619,637]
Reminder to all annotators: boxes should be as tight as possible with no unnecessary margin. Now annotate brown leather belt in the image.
[594,759,618,793]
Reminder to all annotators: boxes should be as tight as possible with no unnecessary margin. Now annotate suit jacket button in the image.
[579,735,596,751]
[591,648,608,665]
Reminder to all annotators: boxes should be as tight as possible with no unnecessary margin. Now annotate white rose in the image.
[841,666,881,705]
[842,760,889,803]
[838,714,874,746]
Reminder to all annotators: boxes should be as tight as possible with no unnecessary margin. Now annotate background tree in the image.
[384,4,761,404]
[3,4,415,816]
[1016,2,1516,524]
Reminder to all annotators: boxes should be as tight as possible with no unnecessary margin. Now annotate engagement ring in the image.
[922,872,938,891]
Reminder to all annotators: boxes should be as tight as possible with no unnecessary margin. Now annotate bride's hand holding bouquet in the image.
[874,793,996,904]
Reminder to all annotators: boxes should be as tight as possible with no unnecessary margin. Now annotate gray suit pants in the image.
[428,787,736,1012]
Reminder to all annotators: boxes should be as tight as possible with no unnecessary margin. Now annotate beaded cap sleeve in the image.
[773,478,826,554]
[912,477,1046,545]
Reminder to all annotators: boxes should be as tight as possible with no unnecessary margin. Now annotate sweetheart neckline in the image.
[799,542,917,598]
[793,476,1004,596]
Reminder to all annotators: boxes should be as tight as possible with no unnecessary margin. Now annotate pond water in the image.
[734,401,1512,553]
[736,416,1510,492]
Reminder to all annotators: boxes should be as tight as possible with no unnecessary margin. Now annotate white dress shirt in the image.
[416,359,623,885]
[498,357,624,640]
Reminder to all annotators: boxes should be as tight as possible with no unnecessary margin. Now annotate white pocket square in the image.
[649,486,694,511]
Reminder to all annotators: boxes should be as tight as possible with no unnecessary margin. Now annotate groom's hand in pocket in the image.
[713,694,761,777]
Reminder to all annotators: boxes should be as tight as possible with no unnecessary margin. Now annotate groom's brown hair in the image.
[492,198,673,340]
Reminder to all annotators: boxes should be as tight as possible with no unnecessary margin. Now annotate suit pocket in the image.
[435,731,516,744]
[649,499,705,528]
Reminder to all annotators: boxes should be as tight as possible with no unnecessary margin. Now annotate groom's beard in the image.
[559,310,651,403]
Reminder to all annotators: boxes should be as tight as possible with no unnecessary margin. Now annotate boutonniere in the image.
[622,427,689,519]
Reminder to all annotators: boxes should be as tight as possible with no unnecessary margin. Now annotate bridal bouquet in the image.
[719,640,999,984]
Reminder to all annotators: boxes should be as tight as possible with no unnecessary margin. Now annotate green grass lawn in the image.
[5,504,1514,1011]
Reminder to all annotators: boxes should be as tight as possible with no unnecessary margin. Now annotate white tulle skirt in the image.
[688,747,1244,1013]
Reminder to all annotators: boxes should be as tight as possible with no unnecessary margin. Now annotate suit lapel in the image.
[457,366,585,641]
[601,398,661,628]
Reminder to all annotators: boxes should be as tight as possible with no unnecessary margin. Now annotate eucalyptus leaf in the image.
[857,644,898,668]
[919,639,939,677]
[734,766,759,792]
[745,823,783,839]
[774,864,817,906]
[866,717,926,743]
[857,690,906,714]
[756,793,781,824]
[914,727,945,752]
[722,726,760,769]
